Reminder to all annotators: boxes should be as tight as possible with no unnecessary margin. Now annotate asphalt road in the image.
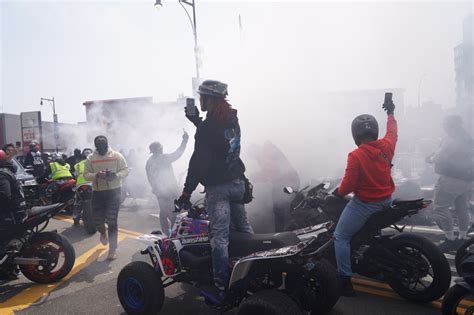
[0,198,454,314]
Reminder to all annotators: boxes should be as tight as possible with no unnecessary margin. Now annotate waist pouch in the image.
[240,175,254,204]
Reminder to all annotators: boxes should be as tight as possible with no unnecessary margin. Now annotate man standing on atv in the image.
[428,115,474,252]
[84,136,129,260]
[72,148,93,227]
[146,131,189,236]
[333,95,397,297]
[177,80,253,301]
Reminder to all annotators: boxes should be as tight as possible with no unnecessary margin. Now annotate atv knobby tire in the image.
[117,261,164,315]
[238,289,303,315]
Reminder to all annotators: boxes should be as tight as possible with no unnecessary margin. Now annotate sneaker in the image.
[438,238,460,253]
[100,233,108,246]
[340,275,356,297]
[106,249,117,260]
[73,217,80,227]
[201,284,226,305]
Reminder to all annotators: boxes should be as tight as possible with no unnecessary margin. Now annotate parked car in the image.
[12,157,37,185]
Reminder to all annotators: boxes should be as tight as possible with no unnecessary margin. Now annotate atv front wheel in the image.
[298,258,340,313]
[238,290,303,315]
[117,261,164,315]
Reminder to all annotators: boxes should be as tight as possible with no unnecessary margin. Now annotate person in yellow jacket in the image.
[84,136,128,260]
[72,148,93,226]
[38,153,74,182]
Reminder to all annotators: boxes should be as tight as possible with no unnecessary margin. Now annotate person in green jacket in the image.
[72,148,93,226]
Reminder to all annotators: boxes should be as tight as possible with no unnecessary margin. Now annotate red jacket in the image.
[338,115,398,202]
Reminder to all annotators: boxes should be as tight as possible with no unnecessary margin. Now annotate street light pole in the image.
[155,0,200,79]
[40,97,59,153]
[417,73,427,108]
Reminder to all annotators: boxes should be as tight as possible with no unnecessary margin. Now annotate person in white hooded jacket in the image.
[84,135,128,260]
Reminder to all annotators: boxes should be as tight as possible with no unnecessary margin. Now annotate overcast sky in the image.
[1,0,472,125]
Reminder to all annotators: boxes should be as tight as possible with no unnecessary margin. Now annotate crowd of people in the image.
[0,80,472,303]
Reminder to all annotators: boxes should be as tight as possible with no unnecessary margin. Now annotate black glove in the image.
[184,106,202,126]
[105,171,117,181]
[382,101,395,115]
[175,193,192,212]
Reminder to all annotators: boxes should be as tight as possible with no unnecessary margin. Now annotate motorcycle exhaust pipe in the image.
[13,257,48,265]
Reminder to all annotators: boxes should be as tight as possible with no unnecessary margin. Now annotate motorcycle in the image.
[283,183,451,303]
[442,237,474,315]
[73,183,96,234]
[0,202,76,283]
[25,178,76,214]
[117,202,341,315]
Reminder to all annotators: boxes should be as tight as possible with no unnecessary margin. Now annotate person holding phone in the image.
[176,80,253,304]
[146,130,189,235]
[333,93,398,297]
[84,135,129,260]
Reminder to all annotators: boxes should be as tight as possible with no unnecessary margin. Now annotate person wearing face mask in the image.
[23,141,45,177]
[84,136,129,260]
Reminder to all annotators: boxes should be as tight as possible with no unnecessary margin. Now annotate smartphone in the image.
[384,92,393,105]
[186,98,196,116]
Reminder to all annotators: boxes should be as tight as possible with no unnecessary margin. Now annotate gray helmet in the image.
[197,80,228,98]
[351,114,379,146]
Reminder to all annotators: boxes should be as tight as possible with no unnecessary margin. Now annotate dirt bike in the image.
[117,202,341,315]
[283,183,451,303]
[0,202,76,283]
[442,237,474,315]
[73,183,96,234]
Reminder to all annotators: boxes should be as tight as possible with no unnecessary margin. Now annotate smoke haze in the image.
[1,1,472,232]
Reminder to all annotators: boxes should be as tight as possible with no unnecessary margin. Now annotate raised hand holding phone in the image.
[382,92,395,115]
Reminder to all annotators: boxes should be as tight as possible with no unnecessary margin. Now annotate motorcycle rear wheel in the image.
[387,233,451,303]
[81,201,96,234]
[442,284,473,315]
[455,238,474,275]
[20,232,76,284]
[117,261,164,315]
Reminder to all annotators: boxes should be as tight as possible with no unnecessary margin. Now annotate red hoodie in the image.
[338,114,398,202]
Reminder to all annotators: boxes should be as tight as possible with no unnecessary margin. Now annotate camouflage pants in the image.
[92,188,121,250]
[433,176,472,233]
[206,178,254,289]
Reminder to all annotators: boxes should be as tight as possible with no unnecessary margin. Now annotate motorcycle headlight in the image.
[23,179,37,186]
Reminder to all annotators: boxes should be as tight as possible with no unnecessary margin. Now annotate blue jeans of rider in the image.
[334,197,392,276]
[206,178,254,290]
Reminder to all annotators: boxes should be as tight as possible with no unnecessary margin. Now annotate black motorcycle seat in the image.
[228,231,300,258]
[392,198,424,209]
[28,204,62,216]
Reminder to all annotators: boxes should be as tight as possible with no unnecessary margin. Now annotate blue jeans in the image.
[334,197,392,276]
[206,178,254,289]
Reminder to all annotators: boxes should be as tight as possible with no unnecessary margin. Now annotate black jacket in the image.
[183,110,245,194]
[0,160,26,217]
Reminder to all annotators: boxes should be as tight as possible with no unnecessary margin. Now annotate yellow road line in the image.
[352,276,392,290]
[0,234,126,314]
[352,276,446,309]
[54,215,142,238]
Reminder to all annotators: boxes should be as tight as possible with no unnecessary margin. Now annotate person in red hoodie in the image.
[333,96,397,297]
